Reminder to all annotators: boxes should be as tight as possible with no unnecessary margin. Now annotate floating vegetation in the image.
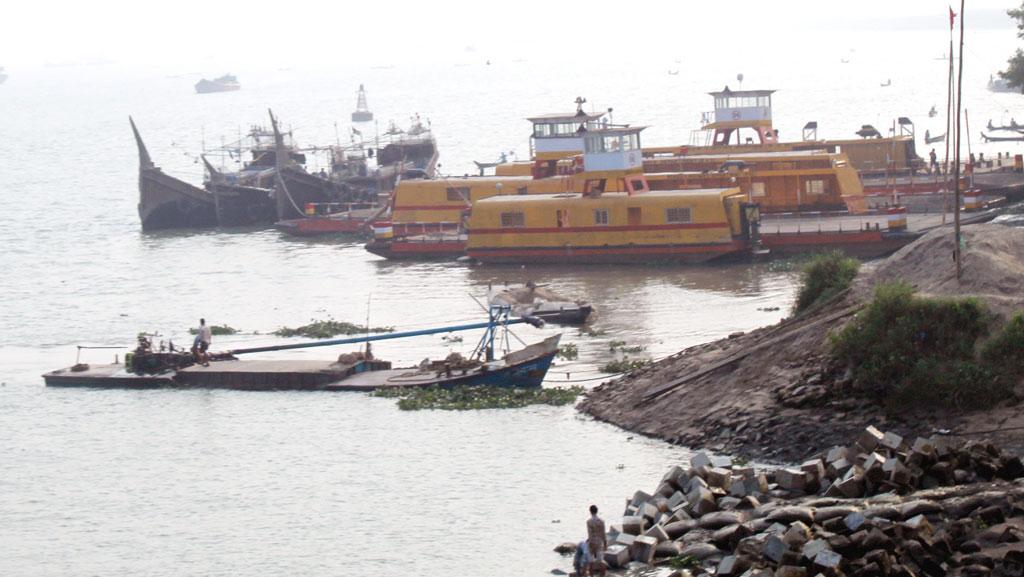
[577,326,607,337]
[441,334,464,343]
[273,319,394,339]
[609,340,646,354]
[372,385,585,411]
[600,358,652,374]
[668,555,700,570]
[557,343,579,360]
[188,324,239,336]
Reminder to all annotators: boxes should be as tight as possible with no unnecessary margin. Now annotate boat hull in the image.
[760,230,920,259]
[138,168,218,230]
[211,183,276,227]
[467,242,746,265]
[365,239,467,259]
[276,216,375,236]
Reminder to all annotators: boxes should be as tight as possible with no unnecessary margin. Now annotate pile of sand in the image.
[859,224,1024,317]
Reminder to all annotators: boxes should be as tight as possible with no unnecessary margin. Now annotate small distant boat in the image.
[668,69,679,75]
[351,84,373,122]
[195,74,240,94]
[488,283,593,325]
[982,132,1024,143]
[924,130,945,144]
[840,58,850,64]
[0,67,8,84]
[986,119,1023,132]
[928,105,938,118]
[880,79,891,87]
[988,74,1018,94]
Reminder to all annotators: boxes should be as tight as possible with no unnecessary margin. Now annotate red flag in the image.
[949,6,957,29]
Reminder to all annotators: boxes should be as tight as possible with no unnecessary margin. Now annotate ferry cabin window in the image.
[805,179,825,195]
[556,210,569,228]
[594,209,609,225]
[665,207,693,224]
[446,186,471,202]
[751,181,767,197]
[500,211,525,228]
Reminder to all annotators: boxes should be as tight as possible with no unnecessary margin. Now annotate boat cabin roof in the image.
[708,87,776,98]
[527,112,606,123]
[658,149,833,161]
[475,188,740,205]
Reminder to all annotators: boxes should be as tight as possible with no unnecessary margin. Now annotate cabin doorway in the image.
[627,207,642,226]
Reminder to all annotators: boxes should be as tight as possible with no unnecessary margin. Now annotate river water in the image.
[0,26,1019,577]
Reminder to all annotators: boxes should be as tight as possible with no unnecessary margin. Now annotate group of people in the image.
[572,505,608,577]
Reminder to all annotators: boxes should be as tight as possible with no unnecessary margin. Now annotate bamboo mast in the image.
[954,0,966,280]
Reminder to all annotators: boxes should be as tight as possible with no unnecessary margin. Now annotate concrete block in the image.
[775,566,808,577]
[813,549,843,570]
[783,521,812,548]
[743,473,769,496]
[630,490,653,508]
[777,468,809,492]
[718,496,742,510]
[903,514,934,537]
[687,486,718,516]
[613,532,636,548]
[717,555,748,577]
[632,535,658,564]
[827,457,853,478]
[857,425,885,452]
[640,502,659,522]
[843,511,867,533]
[732,466,755,479]
[687,475,709,494]
[881,431,905,451]
[836,474,864,498]
[706,467,733,489]
[801,458,826,481]
[643,523,669,543]
[621,516,644,535]
[711,455,734,468]
[763,534,788,563]
[887,459,912,486]
[826,445,849,464]
[690,451,712,470]
[667,490,686,510]
[603,544,630,568]
[802,538,830,560]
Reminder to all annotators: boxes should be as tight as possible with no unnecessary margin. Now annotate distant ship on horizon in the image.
[0,67,8,84]
[195,74,240,94]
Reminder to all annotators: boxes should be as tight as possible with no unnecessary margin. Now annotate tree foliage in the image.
[1000,3,1024,92]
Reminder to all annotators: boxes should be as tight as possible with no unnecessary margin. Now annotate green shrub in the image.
[981,312,1024,381]
[793,251,860,314]
[188,324,238,336]
[829,282,1009,410]
[557,343,579,360]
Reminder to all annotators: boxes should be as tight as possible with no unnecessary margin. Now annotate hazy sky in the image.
[1,0,1018,69]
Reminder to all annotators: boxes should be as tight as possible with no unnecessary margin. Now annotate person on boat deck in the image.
[586,505,607,577]
[929,149,938,173]
[318,168,328,179]
[193,318,212,366]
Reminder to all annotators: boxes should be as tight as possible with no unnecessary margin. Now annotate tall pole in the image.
[943,20,955,224]
[954,0,965,280]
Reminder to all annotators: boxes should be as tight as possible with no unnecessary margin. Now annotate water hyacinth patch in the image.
[371,385,584,410]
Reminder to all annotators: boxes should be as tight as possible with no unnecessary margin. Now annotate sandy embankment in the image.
[580,224,1024,464]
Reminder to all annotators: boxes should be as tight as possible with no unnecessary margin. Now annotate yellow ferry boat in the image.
[464,127,758,264]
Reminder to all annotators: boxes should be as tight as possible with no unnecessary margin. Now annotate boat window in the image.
[556,209,569,228]
[585,136,604,154]
[500,211,525,228]
[666,207,693,224]
[594,209,609,225]
[446,186,471,202]
[516,186,529,195]
[751,181,766,197]
[805,179,825,195]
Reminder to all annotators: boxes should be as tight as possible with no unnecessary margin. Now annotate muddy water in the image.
[3,26,1015,575]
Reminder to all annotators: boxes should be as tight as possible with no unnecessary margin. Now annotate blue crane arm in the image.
[229,316,542,355]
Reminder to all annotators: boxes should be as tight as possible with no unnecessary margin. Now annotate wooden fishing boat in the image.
[982,133,1024,143]
[131,117,218,231]
[275,202,387,236]
[43,308,560,392]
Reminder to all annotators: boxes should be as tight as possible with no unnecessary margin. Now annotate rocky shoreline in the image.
[579,224,1024,464]
[558,426,1024,577]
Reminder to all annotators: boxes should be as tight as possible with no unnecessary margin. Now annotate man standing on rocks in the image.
[586,505,606,577]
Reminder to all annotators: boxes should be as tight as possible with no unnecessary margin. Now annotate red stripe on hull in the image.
[365,241,467,260]
[761,231,919,258]
[467,242,745,264]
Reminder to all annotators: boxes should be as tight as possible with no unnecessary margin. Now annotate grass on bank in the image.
[273,318,394,339]
[371,385,584,410]
[793,251,860,314]
[830,282,1024,411]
